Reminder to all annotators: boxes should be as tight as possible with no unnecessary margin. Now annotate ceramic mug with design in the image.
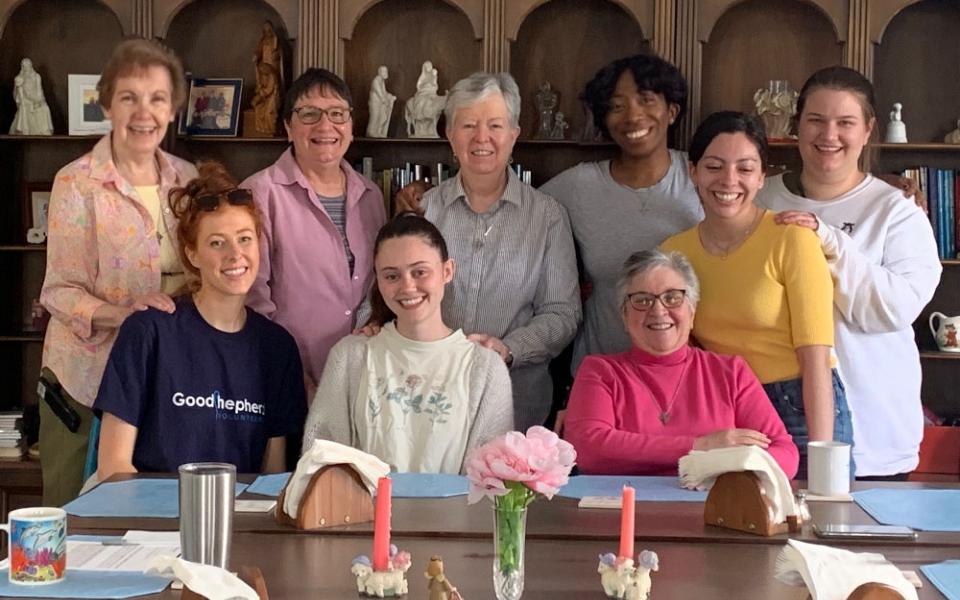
[929,312,960,353]
[0,506,67,584]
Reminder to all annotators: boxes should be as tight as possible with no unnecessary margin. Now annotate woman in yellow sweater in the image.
[661,111,851,477]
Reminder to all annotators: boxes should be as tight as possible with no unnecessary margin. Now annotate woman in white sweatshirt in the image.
[757,66,941,480]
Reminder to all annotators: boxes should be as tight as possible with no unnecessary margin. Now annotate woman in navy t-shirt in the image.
[93,162,306,479]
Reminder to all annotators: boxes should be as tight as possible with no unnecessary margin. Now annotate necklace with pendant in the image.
[699,206,765,259]
[632,352,691,424]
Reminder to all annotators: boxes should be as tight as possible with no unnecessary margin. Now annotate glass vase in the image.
[493,505,527,600]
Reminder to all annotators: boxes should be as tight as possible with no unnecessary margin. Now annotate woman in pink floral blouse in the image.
[39,38,196,506]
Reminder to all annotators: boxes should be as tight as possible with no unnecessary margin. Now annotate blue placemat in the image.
[0,571,171,598]
[852,488,960,531]
[557,475,707,501]
[245,472,290,497]
[245,472,469,498]
[921,560,960,600]
[64,479,249,518]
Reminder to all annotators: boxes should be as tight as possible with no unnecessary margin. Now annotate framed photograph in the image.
[21,182,51,243]
[68,74,112,135]
[179,78,243,136]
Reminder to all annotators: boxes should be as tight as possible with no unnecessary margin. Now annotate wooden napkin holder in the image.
[843,583,907,600]
[275,463,374,530]
[182,565,269,600]
[703,471,799,536]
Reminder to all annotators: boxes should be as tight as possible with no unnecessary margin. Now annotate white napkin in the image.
[678,445,797,523]
[145,555,259,600]
[775,539,918,600]
[282,440,390,519]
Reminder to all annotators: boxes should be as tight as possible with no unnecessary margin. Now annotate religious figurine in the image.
[753,79,797,139]
[885,102,907,143]
[404,61,446,138]
[598,550,659,600]
[535,81,558,139]
[244,22,283,137]
[550,111,569,140]
[946,119,960,144]
[351,545,412,597]
[580,100,605,142]
[367,65,396,138]
[9,58,53,135]
[425,555,463,600]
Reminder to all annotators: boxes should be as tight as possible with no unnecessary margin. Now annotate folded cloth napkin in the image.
[678,445,796,523]
[775,539,918,600]
[282,440,390,518]
[145,556,259,600]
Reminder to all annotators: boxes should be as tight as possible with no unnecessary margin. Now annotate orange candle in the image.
[372,476,392,571]
[619,485,635,559]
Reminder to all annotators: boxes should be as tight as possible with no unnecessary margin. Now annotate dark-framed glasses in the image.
[193,188,253,212]
[291,105,352,125]
[626,289,687,311]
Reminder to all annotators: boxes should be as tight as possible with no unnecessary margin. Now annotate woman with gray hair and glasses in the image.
[368,72,580,430]
[563,249,797,477]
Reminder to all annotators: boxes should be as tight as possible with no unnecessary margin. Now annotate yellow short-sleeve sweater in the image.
[661,211,834,383]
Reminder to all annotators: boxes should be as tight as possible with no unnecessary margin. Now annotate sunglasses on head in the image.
[193,188,253,211]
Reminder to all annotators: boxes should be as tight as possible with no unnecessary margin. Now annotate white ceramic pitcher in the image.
[929,312,960,352]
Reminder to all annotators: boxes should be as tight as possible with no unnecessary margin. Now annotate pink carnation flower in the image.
[465,425,576,504]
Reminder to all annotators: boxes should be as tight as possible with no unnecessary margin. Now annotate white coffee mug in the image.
[807,441,851,497]
[0,506,67,584]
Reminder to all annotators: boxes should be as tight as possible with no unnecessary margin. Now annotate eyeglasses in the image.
[291,105,352,125]
[193,188,253,212]
[626,289,687,311]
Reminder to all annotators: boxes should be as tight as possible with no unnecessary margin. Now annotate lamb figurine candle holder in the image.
[351,545,412,597]
[598,551,659,600]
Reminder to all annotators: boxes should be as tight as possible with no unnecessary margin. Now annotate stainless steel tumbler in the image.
[178,462,235,569]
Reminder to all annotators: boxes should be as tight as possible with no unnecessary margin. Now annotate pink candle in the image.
[372,476,392,571]
[619,485,635,560]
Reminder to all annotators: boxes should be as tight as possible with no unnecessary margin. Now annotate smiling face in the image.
[605,70,679,160]
[285,86,353,169]
[690,132,765,222]
[104,65,175,160]
[623,266,693,356]
[185,204,259,300]
[797,87,874,182]
[375,235,454,332]
[447,92,520,179]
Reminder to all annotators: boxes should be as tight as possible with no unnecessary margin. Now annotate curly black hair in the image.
[582,53,688,139]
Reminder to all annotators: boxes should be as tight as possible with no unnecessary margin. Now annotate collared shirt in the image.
[40,135,198,407]
[422,169,581,428]
[243,148,386,385]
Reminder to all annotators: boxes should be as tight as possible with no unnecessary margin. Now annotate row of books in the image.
[353,159,535,214]
[901,167,959,260]
[0,410,24,459]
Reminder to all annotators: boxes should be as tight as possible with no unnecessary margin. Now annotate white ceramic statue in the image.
[535,80,558,139]
[753,79,797,139]
[549,111,569,140]
[404,60,446,138]
[350,547,412,598]
[885,102,907,143]
[366,66,396,138]
[944,119,960,144]
[9,58,54,135]
[598,550,659,600]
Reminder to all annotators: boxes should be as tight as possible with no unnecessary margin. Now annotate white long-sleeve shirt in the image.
[758,174,941,476]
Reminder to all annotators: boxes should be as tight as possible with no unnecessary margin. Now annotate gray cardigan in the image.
[303,333,514,473]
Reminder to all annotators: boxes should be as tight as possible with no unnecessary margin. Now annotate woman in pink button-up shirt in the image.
[39,38,197,506]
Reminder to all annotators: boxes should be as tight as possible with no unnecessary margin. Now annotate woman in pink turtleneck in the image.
[563,249,798,478]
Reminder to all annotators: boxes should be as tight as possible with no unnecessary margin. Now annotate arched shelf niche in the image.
[0,0,123,133]
[154,0,296,40]
[343,0,481,139]
[509,0,646,141]
[873,0,960,143]
[164,0,292,120]
[700,0,842,124]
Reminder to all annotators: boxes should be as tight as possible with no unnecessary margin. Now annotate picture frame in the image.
[22,182,52,243]
[179,78,243,137]
[67,74,112,136]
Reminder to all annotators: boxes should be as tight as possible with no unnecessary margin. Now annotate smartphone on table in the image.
[812,524,918,541]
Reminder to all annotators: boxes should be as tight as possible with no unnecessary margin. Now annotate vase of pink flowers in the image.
[465,426,577,600]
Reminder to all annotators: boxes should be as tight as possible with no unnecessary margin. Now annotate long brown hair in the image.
[365,214,449,327]
[168,161,262,294]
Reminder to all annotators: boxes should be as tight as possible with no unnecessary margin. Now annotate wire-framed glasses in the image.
[626,289,687,311]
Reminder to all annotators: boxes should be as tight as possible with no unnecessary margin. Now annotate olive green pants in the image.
[39,394,93,507]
